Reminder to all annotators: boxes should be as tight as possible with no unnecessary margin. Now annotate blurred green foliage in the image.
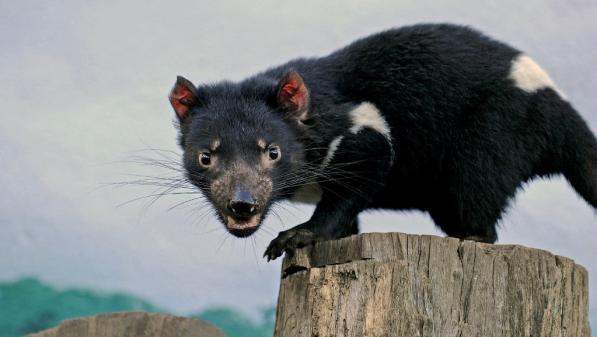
[0,278,274,337]
[194,307,275,337]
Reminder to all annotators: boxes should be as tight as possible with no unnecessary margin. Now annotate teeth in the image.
[227,215,260,230]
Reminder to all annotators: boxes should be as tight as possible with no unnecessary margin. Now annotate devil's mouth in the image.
[225,214,261,237]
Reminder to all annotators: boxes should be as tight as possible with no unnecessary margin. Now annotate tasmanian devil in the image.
[168,23,597,261]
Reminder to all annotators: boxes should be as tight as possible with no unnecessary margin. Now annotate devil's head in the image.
[168,71,311,237]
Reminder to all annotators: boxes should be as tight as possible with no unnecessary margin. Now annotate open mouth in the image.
[225,214,261,237]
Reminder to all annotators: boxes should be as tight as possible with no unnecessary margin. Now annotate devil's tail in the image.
[560,104,597,208]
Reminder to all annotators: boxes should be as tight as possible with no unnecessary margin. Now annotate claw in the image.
[263,227,319,262]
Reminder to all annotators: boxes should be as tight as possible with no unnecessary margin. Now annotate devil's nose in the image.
[228,200,257,217]
[228,188,258,217]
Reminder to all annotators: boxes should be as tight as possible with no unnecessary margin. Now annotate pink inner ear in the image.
[169,79,197,121]
[170,96,190,117]
[280,78,308,109]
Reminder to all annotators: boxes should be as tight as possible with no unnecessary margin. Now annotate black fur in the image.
[169,24,597,261]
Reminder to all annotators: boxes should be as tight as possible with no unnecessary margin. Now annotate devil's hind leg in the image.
[428,157,523,243]
[429,204,499,243]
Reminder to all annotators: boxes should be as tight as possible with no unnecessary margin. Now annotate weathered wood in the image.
[25,312,226,337]
[274,232,590,337]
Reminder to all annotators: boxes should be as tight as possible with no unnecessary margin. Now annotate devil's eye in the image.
[199,152,211,167]
[268,146,280,161]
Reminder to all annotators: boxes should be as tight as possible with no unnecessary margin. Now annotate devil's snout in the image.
[228,185,258,218]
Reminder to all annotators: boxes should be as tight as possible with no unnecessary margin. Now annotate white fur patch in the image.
[349,102,392,142]
[292,102,394,205]
[321,135,344,168]
[509,55,564,97]
[290,182,322,204]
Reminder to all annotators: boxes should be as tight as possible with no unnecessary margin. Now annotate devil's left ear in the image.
[169,76,199,122]
[277,70,310,123]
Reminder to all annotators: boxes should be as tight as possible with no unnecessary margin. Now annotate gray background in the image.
[1,0,595,328]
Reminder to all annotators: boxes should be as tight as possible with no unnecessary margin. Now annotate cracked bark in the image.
[274,233,590,337]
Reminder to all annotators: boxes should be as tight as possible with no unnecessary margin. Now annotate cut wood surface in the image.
[274,232,590,337]
[25,312,226,337]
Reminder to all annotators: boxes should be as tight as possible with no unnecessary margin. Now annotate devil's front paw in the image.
[263,227,319,261]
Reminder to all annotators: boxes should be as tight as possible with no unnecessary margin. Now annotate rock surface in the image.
[26,312,226,337]
[274,232,590,337]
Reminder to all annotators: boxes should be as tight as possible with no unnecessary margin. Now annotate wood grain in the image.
[274,232,590,337]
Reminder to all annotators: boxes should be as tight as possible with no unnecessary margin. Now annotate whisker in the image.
[216,232,231,253]
[167,197,206,212]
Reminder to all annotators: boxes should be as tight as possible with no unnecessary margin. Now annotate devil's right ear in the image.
[169,76,199,122]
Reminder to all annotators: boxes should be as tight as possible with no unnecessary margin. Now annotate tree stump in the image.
[274,232,590,337]
[25,312,226,337]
